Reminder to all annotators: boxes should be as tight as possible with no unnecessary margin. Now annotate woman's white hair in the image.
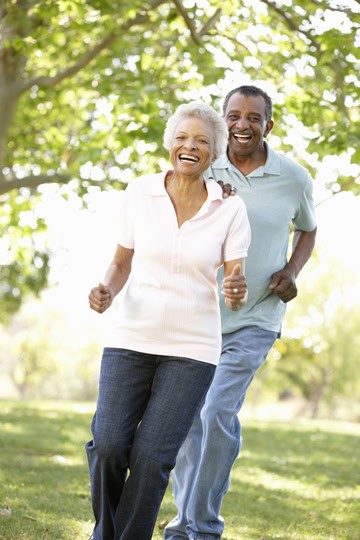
[163,101,228,160]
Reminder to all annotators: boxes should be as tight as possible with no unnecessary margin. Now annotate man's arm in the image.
[268,227,317,303]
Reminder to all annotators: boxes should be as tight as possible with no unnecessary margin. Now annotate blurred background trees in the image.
[1,0,359,418]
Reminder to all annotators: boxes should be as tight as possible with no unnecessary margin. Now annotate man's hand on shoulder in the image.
[217,180,237,199]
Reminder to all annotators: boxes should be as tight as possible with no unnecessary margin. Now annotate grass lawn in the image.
[0,400,359,540]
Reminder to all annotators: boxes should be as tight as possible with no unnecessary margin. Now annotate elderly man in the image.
[165,85,317,540]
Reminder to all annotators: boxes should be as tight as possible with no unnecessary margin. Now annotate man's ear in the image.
[264,120,274,138]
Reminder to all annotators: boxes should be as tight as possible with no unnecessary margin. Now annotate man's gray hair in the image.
[163,101,228,160]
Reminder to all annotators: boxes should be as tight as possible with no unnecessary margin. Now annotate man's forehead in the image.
[225,93,266,114]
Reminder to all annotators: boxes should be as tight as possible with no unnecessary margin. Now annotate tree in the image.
[1,0,359,318]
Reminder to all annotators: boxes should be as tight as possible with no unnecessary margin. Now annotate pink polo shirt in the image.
[106,172,250,365]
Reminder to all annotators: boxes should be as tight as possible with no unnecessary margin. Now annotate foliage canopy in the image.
[0,0,359,316]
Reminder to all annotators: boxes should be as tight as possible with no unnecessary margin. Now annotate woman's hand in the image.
[222,264,248,310]
[88,283,114,313]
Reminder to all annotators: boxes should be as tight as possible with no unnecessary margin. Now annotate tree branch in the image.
[172,0,202,44]
[261,0,321,53]
[0,173,71,195]
[200,8,222,36]
[14,0,166,95]
[171,1,223,44]
[308,0,360,16]
[262,0,353,119]
[9,0,221,96]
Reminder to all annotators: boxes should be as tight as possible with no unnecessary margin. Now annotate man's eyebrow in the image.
[226,110,262,118]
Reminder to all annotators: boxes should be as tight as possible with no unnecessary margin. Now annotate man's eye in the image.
[249,116,261,122]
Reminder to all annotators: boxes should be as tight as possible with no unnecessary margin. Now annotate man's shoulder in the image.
[269,146,311,180]
[209,153,229,170]
[206,154,232,182]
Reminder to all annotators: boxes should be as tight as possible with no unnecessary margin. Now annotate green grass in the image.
[0,401,359,540]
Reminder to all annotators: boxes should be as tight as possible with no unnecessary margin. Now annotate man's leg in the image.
[165,327,277,540]
[164,410,204,539]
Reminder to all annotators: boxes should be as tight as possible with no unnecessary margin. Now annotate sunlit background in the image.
[1,0,359,422]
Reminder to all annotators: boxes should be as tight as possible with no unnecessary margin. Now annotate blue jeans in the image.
[164,326,278,540]
[85,347,215,540]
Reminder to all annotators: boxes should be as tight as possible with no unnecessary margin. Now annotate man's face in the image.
[224,93,273,157]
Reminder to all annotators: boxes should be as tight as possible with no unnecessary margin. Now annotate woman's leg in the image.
[114,355,215,540]
[85,348,157,540]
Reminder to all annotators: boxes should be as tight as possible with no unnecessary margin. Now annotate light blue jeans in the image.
[86,347,215,540]
[164,326,278,540]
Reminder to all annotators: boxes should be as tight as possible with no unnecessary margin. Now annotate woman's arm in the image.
[88,244,134,313]
[222,258,248,311]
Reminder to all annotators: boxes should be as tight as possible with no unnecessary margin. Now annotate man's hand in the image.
[222,264,248,310]
[88,282,114,313]
[217,180,237,199]
[268,266,297,303]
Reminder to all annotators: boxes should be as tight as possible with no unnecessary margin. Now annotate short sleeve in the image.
[118,183,136,249]
[294,173,317,231]
[223,198,251,262]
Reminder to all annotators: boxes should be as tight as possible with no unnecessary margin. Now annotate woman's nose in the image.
[184,138,197,149]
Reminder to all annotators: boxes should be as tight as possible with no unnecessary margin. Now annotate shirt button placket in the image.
[171,228,183,273]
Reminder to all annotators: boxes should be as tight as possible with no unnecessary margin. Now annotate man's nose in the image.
[235,117,250,130]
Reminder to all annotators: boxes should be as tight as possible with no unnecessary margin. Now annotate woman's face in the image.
[170,116,215,177]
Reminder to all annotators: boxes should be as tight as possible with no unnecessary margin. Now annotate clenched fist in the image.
[88,283,114,313]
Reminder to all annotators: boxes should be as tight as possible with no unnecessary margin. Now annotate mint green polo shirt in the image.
[206,143,317,334]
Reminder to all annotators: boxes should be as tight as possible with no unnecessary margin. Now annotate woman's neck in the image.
[165,171,208,227]
[165,171,206,198]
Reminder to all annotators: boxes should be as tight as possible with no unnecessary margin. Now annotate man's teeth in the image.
[234,134,251,141]
[179,154,199,162]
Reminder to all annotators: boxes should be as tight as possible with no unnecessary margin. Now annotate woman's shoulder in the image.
[223,192,247,214]
[125,172,165,193]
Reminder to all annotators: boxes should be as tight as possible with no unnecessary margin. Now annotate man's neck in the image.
[227,143,268,176]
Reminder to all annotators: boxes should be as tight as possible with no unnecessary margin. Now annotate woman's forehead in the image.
[174,116,213,135]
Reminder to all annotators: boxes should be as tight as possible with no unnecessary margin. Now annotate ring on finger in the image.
[233,288,239,293]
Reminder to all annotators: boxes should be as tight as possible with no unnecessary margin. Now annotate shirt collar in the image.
[204,176,224,204]
[143,172,170,196]
[144,171,224,204]
[211,141,281,177]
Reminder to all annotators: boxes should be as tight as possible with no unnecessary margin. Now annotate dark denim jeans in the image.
[85,347,215,540]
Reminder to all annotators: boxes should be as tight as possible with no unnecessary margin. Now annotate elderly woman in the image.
[86,101,251,540]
